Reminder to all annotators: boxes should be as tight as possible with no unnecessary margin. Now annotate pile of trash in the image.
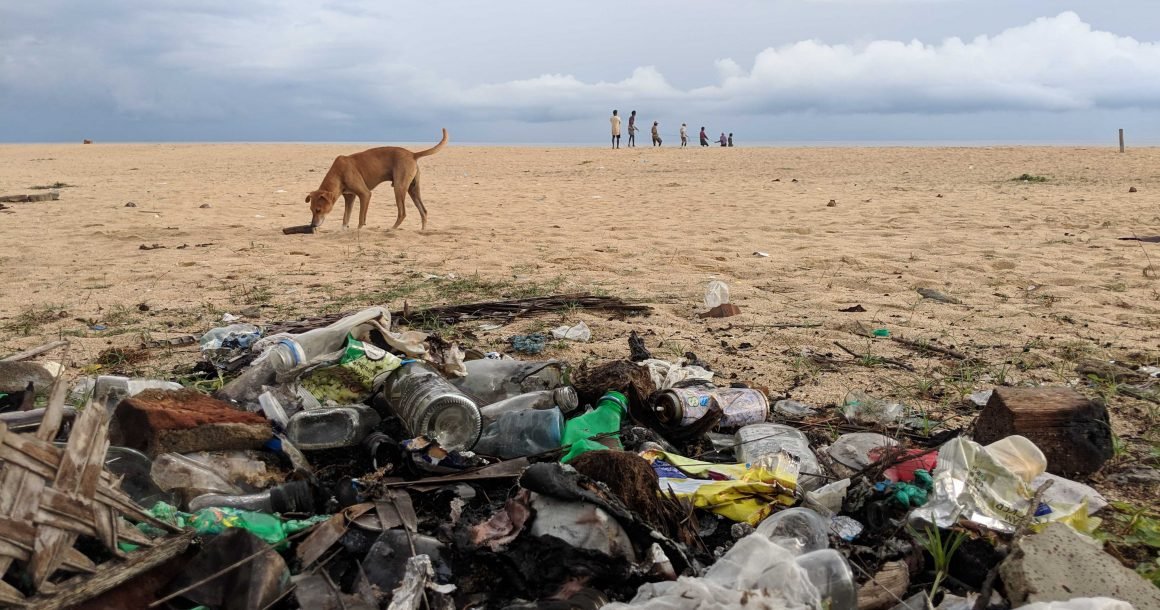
[0,302,1155,610]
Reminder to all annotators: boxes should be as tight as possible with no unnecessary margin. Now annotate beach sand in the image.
[1,143,1157,496]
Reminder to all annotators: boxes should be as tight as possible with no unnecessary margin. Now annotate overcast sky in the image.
[1,1,1157,144]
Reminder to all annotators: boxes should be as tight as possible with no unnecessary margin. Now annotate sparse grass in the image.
[241,284,274,305]
[3,304,64,335]
[1012,174,1048,183]
[945,361,983,402]
[909,523,967,599]
[29,181,74,190]
[102,304,138,327]
[1097,501,1160,587]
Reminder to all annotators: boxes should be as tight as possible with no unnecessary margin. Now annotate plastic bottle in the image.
[474,407,564,459]
[199,323,262,369]
[72,375,185,412]
[654,387,768,429]
[257,391,290,429]
[150,453,244,497]
[794,549,857,610]
[285,404,381,450]
[560,391,627,463]
[381,361,482,451]
[217,308,388,407]
[756,507,830,555]
[478,387,579,425]
[449,359,571,405]
[736,423,824,491]
[187,480,319,513]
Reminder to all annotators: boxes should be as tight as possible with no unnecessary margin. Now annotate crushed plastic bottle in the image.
[824,432,899,478]
[842,390,904,424]
[150,453,244,499]
[199,323,262,369]
[285,404,381,450]
[755,507,830,555]
[735,423,824,491]
[450,359,571,405]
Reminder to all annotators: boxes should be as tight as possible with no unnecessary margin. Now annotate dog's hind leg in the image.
[341,193,356,229]
[390,182,408,229]
[408,172,428,231]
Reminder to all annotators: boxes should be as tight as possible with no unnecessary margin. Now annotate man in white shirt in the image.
[610,110,621,149]
[679,123,688,147]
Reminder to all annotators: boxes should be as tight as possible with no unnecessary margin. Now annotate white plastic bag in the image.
[909,436,1093,534]
[704,280,731,310]
[551,321,591,342]
[639,358,714,391]
[604,534,820,609]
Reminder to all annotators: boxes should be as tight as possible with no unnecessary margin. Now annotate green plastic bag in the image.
[137,502,328,548]
[301,334,402,403]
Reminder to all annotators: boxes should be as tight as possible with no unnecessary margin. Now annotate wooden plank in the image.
[25,532,194,610]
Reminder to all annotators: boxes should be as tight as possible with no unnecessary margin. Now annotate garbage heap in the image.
[0,302,1155,610]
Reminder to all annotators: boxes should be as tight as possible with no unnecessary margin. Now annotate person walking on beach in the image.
[627,110,639,147]
[699,127,709,147]
[728,133,734,147]
[610,110,621,149]
[651,121,662,146]
[680,123,688,147]
[719,132,727,147]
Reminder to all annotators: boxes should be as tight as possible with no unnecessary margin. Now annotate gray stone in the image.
[1108,465,1160,486]
[1000,523,1160,608]
[0,362,55,394]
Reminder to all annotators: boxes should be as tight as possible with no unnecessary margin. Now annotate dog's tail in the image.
[413,128,449,159]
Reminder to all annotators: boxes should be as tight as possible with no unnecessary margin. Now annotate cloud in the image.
[0,7,1157,139]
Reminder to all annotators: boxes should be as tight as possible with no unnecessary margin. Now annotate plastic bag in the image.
[551,321,591,342]
[300,334,402,403]
[640,448,796,524]
[704,280,731,310]
[605,533,820,609]
[639,358,714,391]
[140,501,328,548]
[842,390,903,424]
[908,436,1098,535]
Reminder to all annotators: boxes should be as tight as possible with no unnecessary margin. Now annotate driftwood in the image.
[0,372,181,606]
[1,340,69,362]
[269,294,651,335]
[0,192,59,203]
[856,560,909,610]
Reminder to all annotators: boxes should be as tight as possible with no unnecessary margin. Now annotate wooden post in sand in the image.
[1119,129,1125,153]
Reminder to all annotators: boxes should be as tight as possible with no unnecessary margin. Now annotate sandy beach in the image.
[1,143,1157,498]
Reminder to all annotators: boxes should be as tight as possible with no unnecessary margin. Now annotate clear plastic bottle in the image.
[217,308,388,407]
[381,361,482,451]
[285,404,381,450]
[478,387,579,425]
[150,452,243,497]
[756,507,830,555]
[71,375,185,412]
[187,480,318,514]
[794,549,857,610]
[449,359,571,405]
[736,423,824,491]
[474,407,564,459]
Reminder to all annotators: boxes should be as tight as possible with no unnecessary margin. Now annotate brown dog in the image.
[306,129,448,230]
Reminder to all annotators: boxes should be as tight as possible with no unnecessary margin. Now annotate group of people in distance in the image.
[609,110,733,149]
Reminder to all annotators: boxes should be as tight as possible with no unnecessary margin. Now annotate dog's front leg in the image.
[357,192,372,228]
[341,193,356,229]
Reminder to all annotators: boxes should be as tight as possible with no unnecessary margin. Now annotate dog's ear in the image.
[305,194,312,203]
